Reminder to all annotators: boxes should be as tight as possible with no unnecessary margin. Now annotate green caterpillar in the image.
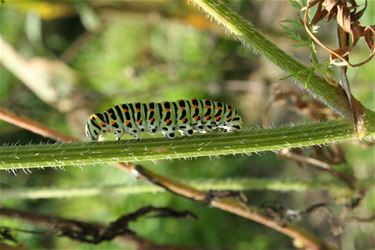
[85,98,242,141]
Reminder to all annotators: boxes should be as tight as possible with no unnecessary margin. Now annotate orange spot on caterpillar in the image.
[100,122,105,127]
[194,116,200,121]
[137,119,142,125]
[166,119,172,125]
[110,121,115,125]
[205,115,211,120]
[165,108,170,112]
[181,117,187,123]
[205,105,211,108]
[123,109,128,112]
[215,116,221,121]
[125,120,130,126]
[149,117,155,123]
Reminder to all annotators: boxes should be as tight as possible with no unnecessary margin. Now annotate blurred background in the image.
[0,0,374,249]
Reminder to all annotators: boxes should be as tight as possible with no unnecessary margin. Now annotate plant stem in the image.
[0,119,362,170]
[0,178,351,200]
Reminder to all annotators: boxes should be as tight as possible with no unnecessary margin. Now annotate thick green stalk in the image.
[0,120,363,170]
[191,0,373,120]
[0,178,350,200]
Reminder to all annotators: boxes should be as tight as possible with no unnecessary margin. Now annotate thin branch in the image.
[0,107,79,143]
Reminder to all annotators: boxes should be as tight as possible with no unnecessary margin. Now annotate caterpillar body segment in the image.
[85,98,242,141]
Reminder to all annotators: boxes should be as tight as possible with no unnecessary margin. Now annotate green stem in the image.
[0,178,351,200]
[191,0,362,118]
[0,119,367,170]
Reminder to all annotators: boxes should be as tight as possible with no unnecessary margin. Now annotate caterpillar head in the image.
[85,114,102,141]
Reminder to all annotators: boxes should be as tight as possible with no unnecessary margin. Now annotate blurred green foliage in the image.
[0,1,374,250]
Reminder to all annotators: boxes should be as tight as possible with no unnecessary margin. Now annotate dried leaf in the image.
[311,1,328,25]
[351,21,365,47]
[364,26,375,51]
[330,47,350,60]
[323,0,338,13]
[326,6,337,21]
[336,5,351,33]
[307,0,321,8]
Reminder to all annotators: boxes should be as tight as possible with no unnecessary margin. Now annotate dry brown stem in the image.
[0,107,79,143]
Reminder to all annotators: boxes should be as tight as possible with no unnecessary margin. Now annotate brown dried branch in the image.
[0,206,191,250]
[0,108,333,250]
[259,201,327,226]
[0,107,79,143]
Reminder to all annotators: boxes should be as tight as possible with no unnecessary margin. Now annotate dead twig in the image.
[0,107,79,143]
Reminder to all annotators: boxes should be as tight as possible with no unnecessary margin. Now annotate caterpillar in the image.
[85,98,242,141]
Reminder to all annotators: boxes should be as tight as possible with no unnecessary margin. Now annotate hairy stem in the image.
[0,119,364,170]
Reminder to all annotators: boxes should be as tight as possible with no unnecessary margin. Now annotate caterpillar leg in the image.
[166,132,176,139]
[161,131,176,139]
[128,129,140,141]
[114,130,124,141]
[203,121,214,132]
[177,124,194,137]
[161,125,176,139]
[218,127,227,133]
[193,121,207,134]
[180,128,194,137]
